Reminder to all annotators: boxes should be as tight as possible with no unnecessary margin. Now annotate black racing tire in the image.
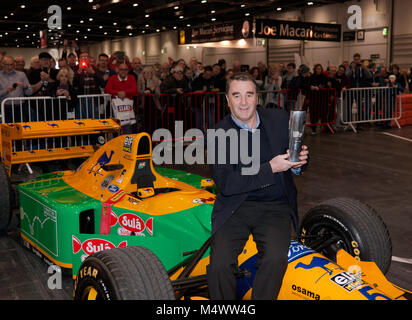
[299,197,392,275]
[73,246,175,300]
[0,164,13,232]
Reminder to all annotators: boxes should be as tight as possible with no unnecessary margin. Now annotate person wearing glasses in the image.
[0,56,33,122]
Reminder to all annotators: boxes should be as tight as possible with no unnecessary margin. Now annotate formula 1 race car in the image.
[1,133,410,300]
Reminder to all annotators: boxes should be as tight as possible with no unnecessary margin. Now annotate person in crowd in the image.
[333,65,352,127]
[278,63,287,76]
[257,61,268,83]
[374,66,390,87]
[289,64,311,114]
[67,53,78,71]
[46,67,78,119]
[73,51,101,118]
[62,40,80,71]
[130,57,143,82]
[160,65,189,94]
[281,63,297,90]
[232,60,241,73]
[212,63,226,93]
[96,53,117,92]
[159,62,171,83]
[308,64,329,134]
[249,66,264,91]
[105,63,138,100]
[184,66,195,91]
[26,56,41,79]
[137,66,162,133]
[29,52,59,97]
[346,53,372,88]
[14,56,27,74]
[109,51,132,72]
[0,56,33,122]
[264,65,283,108]
[389,64,407,92]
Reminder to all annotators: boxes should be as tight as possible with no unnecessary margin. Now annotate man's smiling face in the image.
[226,79,258,128]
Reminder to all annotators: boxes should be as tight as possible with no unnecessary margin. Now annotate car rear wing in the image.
[1,118,121,176]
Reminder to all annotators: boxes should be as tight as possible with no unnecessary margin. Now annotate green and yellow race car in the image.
[1,132,410,300]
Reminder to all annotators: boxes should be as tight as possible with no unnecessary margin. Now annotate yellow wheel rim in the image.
[82,286,99,300]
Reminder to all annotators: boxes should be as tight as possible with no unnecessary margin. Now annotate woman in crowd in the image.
[47,67,78,120]
[263,65,283,108]
[137,66,162,133]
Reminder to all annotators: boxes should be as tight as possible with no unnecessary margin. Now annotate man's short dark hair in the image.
[353,53,361,59]
[98,53,109,59]
[226,72,258,95]
[204,66,213,72]
[287,62,296,69]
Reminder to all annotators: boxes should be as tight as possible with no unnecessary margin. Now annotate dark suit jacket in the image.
[210,107,303,233]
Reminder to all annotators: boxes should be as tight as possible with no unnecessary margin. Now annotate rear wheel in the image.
[299,198,392,274]
[0,164,13,232]
[73,246,175,300]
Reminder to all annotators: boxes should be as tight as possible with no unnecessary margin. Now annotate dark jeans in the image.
[208,200,292,300]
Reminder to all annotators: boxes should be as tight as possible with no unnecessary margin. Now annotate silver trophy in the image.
[289,110,306,163]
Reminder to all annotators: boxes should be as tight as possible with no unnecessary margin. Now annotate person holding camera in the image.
[0,56,33,122]
[28,52,59,97]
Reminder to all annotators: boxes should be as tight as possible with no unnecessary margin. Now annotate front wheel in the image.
[299,198,392,274]
[73,246,175,300]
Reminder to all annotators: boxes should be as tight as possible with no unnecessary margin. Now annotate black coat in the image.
[210,108,303,234]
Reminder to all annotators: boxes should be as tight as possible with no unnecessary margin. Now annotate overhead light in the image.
[145,14,150,18]
[89,0,93,2]
[173,26,177,29]
[84,35,88,39]
[4,16,7,19]
[156,29,160,32]
[104,32,108,35]
[211,10,215,13]
[174,6,179,9]
[179,15,184,19]
[245,13,250,16]
[211,18,216,21]
[113,22,117,25]
[87,28,91,31]
[187,24,191,27]
[277,7,282,11]
[21,5,26,9]
[307,1,314,5]
[107,10,112,13]
[201,0,207,3]
[116,29,120,32]
[80,20,84,23]
[89,18,93,21]
[129,32,133,36]
[145,24,149,27]
[76,30,80,33]
[99,25,103,29]
[111,0,120,3]
[68,24,72,27]
[67,7,71,10]
[133,3,138,7]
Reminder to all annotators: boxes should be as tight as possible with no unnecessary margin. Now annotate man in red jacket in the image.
[105,63,137,99]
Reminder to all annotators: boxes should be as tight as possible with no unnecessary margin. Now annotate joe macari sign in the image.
[256,19,341,42]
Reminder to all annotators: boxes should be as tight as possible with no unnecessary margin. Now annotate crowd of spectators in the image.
[0,44,409,132]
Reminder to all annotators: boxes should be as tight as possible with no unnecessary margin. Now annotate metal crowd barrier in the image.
[340,87,402,133]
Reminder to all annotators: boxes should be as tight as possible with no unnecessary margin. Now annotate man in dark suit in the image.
[207,72,309,300]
